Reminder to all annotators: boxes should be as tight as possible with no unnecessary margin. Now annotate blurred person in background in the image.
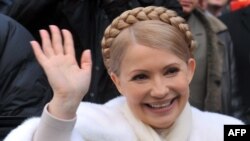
[220,4,250,124]
[179,0,238,115]
[0,13,51,140]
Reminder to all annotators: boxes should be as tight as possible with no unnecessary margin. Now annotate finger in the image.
[39,29,54,57]
[80,49,92,72]
[49,25,64,55]
[62,29,75,57]
[30,41,48,67]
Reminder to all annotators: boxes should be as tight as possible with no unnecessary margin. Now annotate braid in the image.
[101,6,196,71]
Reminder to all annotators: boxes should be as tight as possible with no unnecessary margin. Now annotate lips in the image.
[149,101,172,108]
[146,96,178,109]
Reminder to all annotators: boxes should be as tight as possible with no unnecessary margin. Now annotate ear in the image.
[187,58,196,84]
[110,72,124,96]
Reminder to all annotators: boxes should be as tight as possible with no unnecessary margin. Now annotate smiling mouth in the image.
[146,96,178,109]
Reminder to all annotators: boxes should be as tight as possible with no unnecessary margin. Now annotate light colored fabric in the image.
[122,101,192,141]
[189,108,244,141]
[33,104,78,141]
[4,96,244,141]
[74,97,137,141]
[3,117,40,141]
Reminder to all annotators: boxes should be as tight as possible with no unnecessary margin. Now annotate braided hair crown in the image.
[101,6,196,71]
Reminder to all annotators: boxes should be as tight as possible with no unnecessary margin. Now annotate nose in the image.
[150,77,169,98]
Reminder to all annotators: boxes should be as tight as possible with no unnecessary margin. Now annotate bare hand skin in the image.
[30,25,92,119]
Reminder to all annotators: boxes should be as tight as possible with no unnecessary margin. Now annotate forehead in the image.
[120,44,184,69]
[125,44,169,58]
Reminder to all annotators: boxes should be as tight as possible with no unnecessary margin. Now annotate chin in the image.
[150,116,176,129]
[151,121,175,129]
[151,107,182,129]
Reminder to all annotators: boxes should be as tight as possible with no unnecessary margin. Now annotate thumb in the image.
[80,49,92,72]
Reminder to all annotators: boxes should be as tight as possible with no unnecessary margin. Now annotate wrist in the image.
[48,97,80,120]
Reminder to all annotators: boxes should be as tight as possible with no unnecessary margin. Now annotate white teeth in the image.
[150,101,171,108]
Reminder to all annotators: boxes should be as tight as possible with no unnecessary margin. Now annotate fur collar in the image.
[121,100,192,141]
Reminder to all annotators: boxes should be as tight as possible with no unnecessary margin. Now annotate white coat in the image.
[4,96,243,141]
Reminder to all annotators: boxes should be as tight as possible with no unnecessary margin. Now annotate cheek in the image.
[173,76,190,97]
[123,84,148,103]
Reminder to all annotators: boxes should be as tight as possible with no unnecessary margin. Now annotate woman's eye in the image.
[165,67,179,75]
[131,74,148,81]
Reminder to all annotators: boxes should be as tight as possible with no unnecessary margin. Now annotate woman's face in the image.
[111,44,195,129]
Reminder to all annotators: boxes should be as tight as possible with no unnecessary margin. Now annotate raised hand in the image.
[30,25,92,119]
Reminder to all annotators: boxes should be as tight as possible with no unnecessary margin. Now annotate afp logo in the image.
[224,125,250,141]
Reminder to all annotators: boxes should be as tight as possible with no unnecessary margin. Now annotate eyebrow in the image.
[129,62,180,74]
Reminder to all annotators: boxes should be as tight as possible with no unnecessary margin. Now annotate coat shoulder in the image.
[189,107,244,141]
[75,97,137,140]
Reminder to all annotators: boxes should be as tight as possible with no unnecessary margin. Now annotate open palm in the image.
[30,25,92,118]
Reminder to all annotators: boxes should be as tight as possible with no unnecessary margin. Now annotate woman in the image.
[4,6,243,141]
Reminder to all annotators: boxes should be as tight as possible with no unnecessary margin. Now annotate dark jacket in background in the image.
[220,6,250,124]
[0,0,13,13]
[0,13,52,139]
[0,13,52,116]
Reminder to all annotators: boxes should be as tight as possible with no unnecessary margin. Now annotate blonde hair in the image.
[101,6,196,75]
